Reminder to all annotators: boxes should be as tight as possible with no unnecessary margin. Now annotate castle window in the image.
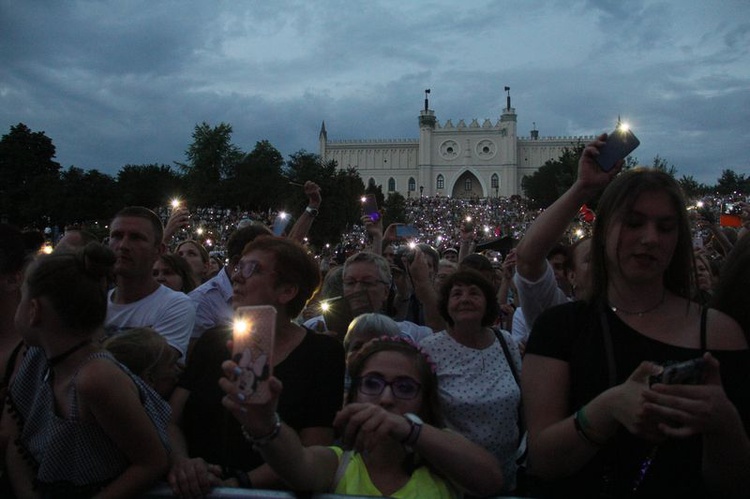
[464,178,472,192]
[436,174,444,190]
[491,173,499,189]
[388,178,396,192]
[368,177,376,188]
[408,177,416,192]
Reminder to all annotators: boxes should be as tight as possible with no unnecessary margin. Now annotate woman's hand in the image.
[643,353,740,439]
[333,403,411,454]
[218,359,282,437]
[575,133,623,198]
[609,361,665,442]
[164,207,190,243]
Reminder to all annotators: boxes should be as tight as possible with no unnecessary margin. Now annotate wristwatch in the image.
[305,206,319,217]
[402,412,424,451]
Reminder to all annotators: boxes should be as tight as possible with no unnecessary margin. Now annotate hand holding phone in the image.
[361,194,380,222]
[596,125,640,172]
[232,305,276,404]
[649,358,706,386]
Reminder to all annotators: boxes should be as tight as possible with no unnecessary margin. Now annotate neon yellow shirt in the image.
[330,447,460,498]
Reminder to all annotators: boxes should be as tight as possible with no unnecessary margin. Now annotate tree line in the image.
[521,141,749,209]
[0,122,413,248]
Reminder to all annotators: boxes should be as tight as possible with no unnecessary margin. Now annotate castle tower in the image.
[418,89,436,196]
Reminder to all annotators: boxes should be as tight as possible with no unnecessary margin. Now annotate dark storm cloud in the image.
[0,0,748,185]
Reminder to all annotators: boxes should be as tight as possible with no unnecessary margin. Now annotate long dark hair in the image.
[589,169,694,302]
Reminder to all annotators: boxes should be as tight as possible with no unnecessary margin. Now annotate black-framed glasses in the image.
[342,278,389,290]
[232,260,276,280]
[355,374,422,400]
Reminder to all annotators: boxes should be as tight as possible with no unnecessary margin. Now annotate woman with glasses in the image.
[420,269,523,494]
[219,336,505,498]
[167,236,345,497]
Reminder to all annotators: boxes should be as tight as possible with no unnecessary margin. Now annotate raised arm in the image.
[219,373,340,492]
[515,134,619,282]
[288,181,321,243]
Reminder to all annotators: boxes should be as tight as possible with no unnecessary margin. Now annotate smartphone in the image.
[362,194,380,222]
[463,217,474,233]
[649,358,706,386]
[272,213,291,236]
[395,225,419,238]
[596,126,640,172]
[232,305,276,404]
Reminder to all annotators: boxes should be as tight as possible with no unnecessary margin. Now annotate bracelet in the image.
[401,413,423,451]
[241,412,282,450]
[573,406,606,447]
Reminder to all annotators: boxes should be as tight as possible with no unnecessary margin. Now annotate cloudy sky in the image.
[2,0,748,185]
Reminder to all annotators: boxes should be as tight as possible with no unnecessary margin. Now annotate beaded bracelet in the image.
[241,412,282,450]
[573,406,606,447]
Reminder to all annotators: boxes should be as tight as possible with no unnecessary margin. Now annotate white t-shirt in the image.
[106,285,196,358]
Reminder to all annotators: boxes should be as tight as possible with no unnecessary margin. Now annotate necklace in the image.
[609,289,666,317]
[43,338,93,382]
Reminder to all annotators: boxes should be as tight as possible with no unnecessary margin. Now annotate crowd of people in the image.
[0,136,749,498]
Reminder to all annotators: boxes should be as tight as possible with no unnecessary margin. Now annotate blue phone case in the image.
[596,128,640,172]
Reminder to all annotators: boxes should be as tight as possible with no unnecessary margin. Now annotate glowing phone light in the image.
[171,198,181,209]
[233,319,250,340]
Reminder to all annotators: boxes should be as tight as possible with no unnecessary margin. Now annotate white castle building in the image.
[319,91,594,198]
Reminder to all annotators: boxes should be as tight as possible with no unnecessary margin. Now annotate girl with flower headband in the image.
[219,336,505,498]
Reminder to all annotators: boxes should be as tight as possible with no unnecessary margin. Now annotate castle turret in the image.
[418,89,435,196]
[319,121,327,158]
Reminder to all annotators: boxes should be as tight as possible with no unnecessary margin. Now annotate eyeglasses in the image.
[343,278,389,290]
[232,260,276,280]
[355,374,422,400]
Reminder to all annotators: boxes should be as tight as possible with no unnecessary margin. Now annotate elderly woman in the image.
[167,236,345,496]
[523,137,750,497]
[420,269,523,493]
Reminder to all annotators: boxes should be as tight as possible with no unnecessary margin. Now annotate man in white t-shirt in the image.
[105,206,195,359]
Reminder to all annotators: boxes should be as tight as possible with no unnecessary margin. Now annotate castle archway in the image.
[451,171,484,198]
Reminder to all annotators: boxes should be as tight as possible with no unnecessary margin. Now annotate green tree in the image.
[649,155,678,177]
[383,191,407,227]
[58,167,119,225]
[116,164,184,208]
[715,169,748,195]
[521,143,584,209]
[179,122,244,205]
[678,175,708,200]
[229,140,286,210]
[0,123,61,227]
